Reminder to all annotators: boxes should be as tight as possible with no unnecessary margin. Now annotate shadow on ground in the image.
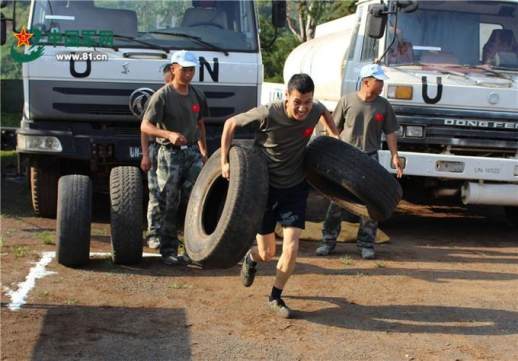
[287,296,518,336]
[16,303,192,361]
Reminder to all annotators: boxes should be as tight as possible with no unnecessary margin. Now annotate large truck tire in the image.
[504,206,518,228]
[184,146,269,268]
[109,166,143,265]
[56,175,92,267]
[304,136,402,221]
[30,163,59,218]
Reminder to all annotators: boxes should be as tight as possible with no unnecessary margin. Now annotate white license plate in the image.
[129,146,141,159]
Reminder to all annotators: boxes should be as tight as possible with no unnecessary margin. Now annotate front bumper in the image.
[16,120,141,163]
[378,150,518,183]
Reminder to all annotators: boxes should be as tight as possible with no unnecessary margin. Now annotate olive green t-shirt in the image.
[143,84,208,145]
[334,93,399,153]
[233,101,326,189]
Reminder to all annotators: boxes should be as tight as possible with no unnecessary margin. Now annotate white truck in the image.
[2,0,286,265]
[279,0,518,225]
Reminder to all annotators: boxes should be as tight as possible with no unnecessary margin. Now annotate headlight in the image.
[405,126,423,137]
[17,134,62,152]
[387,85,413,100]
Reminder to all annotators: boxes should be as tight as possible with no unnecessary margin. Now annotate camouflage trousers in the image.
[157,144,203,256]
[321,202,378,249]
[146,142,161,241]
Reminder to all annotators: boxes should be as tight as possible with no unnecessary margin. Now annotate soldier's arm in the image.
[141,118,187,145]
[140,132,151,172]
[197,118,208,163]
[221,117,239,179]
[386,132,403,178]
[319,109,340,138]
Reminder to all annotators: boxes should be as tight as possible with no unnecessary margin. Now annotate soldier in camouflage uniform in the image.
[316,64,403,259]
[141,51,209,265]
[140,63,173,249]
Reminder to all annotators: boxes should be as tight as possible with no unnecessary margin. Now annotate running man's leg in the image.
[274,227,301,290]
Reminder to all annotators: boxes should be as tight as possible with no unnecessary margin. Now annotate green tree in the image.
[1,1,31,79]
[286,0,356,42]
[259,0,357,82]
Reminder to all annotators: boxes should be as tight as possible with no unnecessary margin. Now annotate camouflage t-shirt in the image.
[233,101,326,188]
[143,84,208,145]
[334,93,399,153]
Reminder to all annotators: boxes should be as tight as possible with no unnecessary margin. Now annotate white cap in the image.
[171,50,199,67]
[360,63,388,80]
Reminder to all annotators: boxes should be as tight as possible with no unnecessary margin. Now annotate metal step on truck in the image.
[270,0,518,226]
[1,0,286,266]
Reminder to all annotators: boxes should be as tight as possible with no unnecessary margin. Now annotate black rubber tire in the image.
[184,146,269,268]
[504,206,518,228]
[56,175,92,267]
[30,162,59,218]
[109,166,143,265]
[304,136,403,221]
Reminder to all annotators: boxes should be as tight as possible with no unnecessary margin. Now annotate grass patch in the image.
[169,282,192,290]
[375,261,386,268]
[340,255,354,266]
[38,231,56,245]
[1,150,17,169]
[14,245,28,258]
[1,113,21,128]
[65,298,78,305]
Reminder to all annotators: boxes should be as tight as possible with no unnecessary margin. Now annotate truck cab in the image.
[15,0,263,217]
[283,0,518,223]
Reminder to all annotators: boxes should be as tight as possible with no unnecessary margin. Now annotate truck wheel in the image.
[504,206,518,228]
[184,146,269,268]
[109,166,143,265]
[304,136,403,221]
[30,163,59,218]
[56,175,92,267]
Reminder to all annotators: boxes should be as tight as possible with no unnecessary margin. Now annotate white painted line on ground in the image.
[7,251,56,311]
[90,252,161,258]
[6,251,161,311]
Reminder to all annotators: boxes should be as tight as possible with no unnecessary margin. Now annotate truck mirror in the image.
[1,14,6,45]
[366,4,388,39]
[272,1,286,28]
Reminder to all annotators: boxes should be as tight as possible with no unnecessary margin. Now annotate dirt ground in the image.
[1,174,517,361]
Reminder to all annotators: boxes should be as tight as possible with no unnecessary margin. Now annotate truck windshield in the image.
[31,0,258,52]
[386,1,518,71]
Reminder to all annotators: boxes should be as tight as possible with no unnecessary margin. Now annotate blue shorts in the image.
[258,181,310,235]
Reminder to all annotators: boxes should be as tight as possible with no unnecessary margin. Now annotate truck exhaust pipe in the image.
[461,182,518,206]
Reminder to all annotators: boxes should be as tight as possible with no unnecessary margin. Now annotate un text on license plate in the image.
[129,146,141,159]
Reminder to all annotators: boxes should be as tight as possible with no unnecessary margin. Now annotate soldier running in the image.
[221,74,340,318]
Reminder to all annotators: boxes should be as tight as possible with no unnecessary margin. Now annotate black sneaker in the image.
[240,250,257,287]
[268,297,291,318]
